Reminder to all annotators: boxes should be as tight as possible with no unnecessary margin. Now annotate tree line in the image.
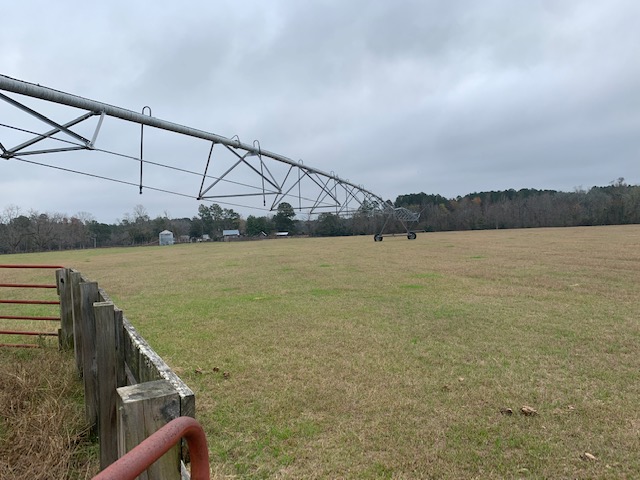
[0,201,300,254]
[395,178,640,232]
[1,179,638,254]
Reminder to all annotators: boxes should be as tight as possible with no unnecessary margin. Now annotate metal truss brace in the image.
[0,92,99,157]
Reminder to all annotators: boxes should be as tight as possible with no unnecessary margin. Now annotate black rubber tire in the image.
[407,232,417,240]
[374,234,383,242]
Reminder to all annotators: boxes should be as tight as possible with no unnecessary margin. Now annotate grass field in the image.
[1,225,639,478]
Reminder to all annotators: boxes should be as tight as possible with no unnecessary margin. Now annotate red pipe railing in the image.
[93,416,210,480]
[0,264,63,347]
[0,330,58,336]
[0,299,60,305]
[0,264,65,269]
[0,283,57,288]
[0,315,60,321]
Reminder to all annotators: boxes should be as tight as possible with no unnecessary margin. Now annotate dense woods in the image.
[1,179,638,253]
[396,178,640,232]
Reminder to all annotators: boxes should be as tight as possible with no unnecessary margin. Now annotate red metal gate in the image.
[0,264,64,348]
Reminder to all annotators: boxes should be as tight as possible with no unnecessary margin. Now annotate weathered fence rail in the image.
[55,268,199,479]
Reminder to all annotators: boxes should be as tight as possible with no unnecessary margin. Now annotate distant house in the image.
[159,230,174,246]
[223,229,240,241]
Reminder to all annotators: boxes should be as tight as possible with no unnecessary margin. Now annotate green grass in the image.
[2,225,640,478]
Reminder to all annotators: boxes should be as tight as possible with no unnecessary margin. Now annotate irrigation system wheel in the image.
[374,234,383,242]
[407,231,417,240]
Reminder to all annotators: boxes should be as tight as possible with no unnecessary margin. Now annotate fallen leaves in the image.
[499,405,538,417]
[497,405,600,465]
[192,366,229,379]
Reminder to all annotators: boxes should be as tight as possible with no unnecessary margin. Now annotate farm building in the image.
[223,229,240,241]
[159,230,174,246]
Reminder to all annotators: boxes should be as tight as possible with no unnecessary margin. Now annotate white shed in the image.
[159,230,174,246]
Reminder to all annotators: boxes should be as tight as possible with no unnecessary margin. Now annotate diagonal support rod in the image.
[4,111,95,156]
[0,91,93,147]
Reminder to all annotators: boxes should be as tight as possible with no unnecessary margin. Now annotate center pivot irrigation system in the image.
[0,74,420,240]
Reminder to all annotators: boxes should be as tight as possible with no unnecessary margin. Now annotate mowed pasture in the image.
[2,225,640,478]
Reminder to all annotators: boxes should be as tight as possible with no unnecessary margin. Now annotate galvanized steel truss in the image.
[0,74,419,237]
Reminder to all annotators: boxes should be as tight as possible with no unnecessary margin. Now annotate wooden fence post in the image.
[68,270,197,477]
[80,281,100,429]
[114,307,126,389]
[117,380,182,480]
[56,268,74,350]
[70,271,84,375]
[94,301,119,469]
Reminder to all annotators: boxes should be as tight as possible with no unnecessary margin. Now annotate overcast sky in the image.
[1,0,639,223]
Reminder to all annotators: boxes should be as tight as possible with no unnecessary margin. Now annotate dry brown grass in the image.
[0,348,98,479]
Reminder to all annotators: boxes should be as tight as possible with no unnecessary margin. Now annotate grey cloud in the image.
[1,0,639,221]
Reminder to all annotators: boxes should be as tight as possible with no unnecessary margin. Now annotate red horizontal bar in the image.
[0,264,65,269]
[0,330,58,336]
[0,299,60,305]
[0,315,60,321]
[0,343,40,348]
[0,283,57,288]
